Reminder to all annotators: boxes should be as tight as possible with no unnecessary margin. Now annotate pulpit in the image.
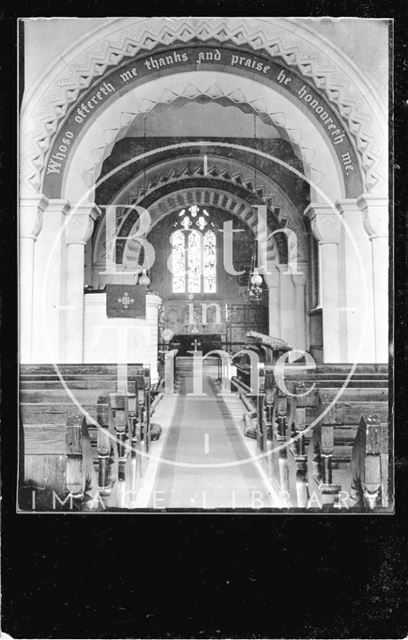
[83,291,162,381]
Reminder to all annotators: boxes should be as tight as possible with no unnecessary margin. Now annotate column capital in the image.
[64,203,101,245]
[262,266,280,288]
[304,203,340,244]
[335,198,360,215]
[45,198,71,216]
[357,194,389,239]
[66,202,101,220]
[291,263,308,287]
[20,193,48,240]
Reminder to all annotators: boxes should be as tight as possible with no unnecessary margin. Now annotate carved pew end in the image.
[150,423,162,441]
[96,394,113,494]
[243,413,257,439]
[65,414,85,498]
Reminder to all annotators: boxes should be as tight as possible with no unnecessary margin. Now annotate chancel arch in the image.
[98,152,300,213]
[58,69,356,205]
[18,18,391,515]
[91,169,308,269]
[21,18,388,366]
[21,17,386,198]
[87,178,308,350]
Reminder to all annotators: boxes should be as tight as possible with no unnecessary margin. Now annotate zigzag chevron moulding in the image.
[21,18,386,195]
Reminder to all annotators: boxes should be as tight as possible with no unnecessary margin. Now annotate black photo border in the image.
[1,2,407,638]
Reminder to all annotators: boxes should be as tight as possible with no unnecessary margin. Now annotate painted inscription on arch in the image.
[43,45,362,197]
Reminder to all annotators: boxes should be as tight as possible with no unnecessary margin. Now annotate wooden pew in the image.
[243,364,389,511]
[350,414,389,510]
[20,364,164,511]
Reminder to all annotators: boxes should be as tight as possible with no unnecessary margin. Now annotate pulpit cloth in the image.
[106,284,146,318]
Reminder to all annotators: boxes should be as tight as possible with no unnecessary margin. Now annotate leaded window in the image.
[171,205,217,294]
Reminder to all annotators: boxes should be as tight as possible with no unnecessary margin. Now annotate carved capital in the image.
[335,198,360,216]
[20,194,48,240]
[291,263,308,287]
[276,263,290,276]
[304,203,340,244]
[357,195,388,240]
[45,198,71,217]
[263,267,280,288]
[65,203,101,245]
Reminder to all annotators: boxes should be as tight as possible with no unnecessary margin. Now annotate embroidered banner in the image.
[106,285,146,318]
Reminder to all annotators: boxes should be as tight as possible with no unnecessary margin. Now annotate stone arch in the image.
[107,152,301,215]
[20,18,390,367]
[53,70,357,204]
[92,185,286,277]
[67,89,313,198]
[21,17,386,198]
[96,143,308,213]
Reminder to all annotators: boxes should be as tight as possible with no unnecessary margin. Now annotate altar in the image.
[169,333,223,356]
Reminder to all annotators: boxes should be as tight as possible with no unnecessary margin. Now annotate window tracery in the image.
[171,205,217,294]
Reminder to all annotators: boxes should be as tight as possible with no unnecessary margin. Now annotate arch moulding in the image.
[92,184,309,281]
[20,18,387,200]
[55,71,353,205]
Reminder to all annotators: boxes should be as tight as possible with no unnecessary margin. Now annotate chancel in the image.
[19,17,390,513]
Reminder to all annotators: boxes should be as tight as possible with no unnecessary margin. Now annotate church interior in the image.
[19,17,390,512]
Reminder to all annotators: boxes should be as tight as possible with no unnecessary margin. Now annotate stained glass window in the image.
[171,206,217,293]
[181,216,192,230]
[171,230,186,293]
[197,215,207,231]
[189,204,200,218]
[188,230,202,293]
[203,230,216,293]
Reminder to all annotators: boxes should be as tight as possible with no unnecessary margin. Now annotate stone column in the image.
[291,263,307,352]
[277,264,296,348]
[304,204,343,363]
[263,266,281,338]
[64,204,100,362]
[19,194,47,362]
[336,199,375,363]
[358,195,389,363]
[32,199,71,363]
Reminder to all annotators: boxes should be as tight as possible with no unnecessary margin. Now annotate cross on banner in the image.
[117,291,135,309]
[106,284,146,318]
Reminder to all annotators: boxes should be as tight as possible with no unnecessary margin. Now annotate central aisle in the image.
[149,376,277,509]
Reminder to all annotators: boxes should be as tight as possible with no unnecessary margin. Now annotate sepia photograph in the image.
[18,16,392,513]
